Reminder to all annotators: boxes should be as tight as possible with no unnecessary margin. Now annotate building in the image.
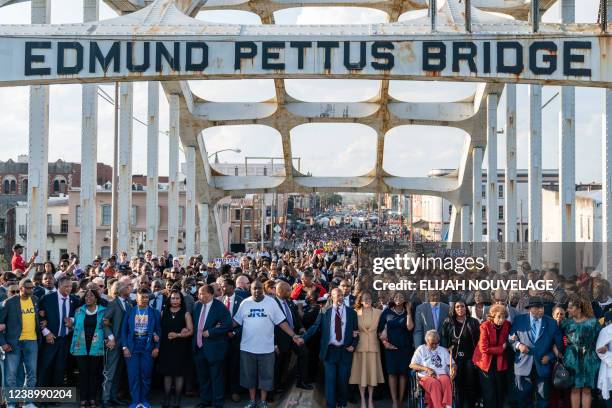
[212,159,286,177]
[67,182,196,259]
[5,196,70,264]
[542,184,602,272]
[408,169,559,242]
[0,156,113,260]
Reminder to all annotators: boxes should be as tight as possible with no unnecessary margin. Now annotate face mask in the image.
[201,271,208,279]
[190,286,196,294]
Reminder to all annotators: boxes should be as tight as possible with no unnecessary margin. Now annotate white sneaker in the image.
[7,404,16,408]
[23,403,38,408]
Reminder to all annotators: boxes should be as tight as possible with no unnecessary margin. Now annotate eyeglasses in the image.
[9,290,19,294]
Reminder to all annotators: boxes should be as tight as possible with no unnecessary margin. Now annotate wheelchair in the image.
[407,370,457,408]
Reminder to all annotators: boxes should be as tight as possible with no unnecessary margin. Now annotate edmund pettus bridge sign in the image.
[0,0,610,88]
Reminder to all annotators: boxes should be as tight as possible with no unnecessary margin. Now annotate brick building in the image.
[0,155,113,260]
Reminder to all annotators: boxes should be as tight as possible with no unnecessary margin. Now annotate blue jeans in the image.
[4,340,38,401]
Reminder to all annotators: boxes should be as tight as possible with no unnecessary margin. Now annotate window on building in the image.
[482,206,486,219]
[46,251,51,262]
[101,204,111,226]
[263,167,268,176]
[244,226,252,240]
[234,166,239,176]
[75,205,81,227]
[448,205,452,216]
[179,206,185,226]
[3,180,9,194]
[244,208,252,221]
[498,184,504,199]
[131,205,138,226]
[10,180,16,194]
[0,218,5,234]
[60,219,68,234]
[482,184,486,198]
[59,249,68,258]
[21,179,27,194]
[47,214,52,227]
[498,205,504,221]
[53,179,59,193]
[101,246,111,258]
[234,209,241,221]
[483,227,487,236]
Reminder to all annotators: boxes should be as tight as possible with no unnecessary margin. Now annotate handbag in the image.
[553,358,573,389]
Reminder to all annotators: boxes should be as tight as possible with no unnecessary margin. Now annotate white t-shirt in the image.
[233,295,287,354]
[411,344,454,378]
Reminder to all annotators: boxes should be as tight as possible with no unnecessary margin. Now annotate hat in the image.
[526,297,544,309]
[12,244,23,251]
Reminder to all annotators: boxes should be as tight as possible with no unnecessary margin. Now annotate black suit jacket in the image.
[273,297,304,352]
[0,295,41,348]
[38,292,79,337]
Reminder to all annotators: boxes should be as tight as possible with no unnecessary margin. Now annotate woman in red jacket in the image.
[472,304,511,408]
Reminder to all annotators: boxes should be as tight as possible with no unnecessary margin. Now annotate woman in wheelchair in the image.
[410,330,456,408]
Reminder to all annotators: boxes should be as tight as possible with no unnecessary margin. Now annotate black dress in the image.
[158,307,190,376]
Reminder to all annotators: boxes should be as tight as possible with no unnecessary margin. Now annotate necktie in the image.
[334,307,342,342]
[225,297,231,310]
[432,307,438,330]
[120,298,125,311]
[197,303,206,348]
[283,301,294,329]
[59,297,68,337]
[531,319,538,340]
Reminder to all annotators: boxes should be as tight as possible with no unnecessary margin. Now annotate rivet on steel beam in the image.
[465,0,471,33]
[599,0,608,32]
[429,0,437,32]
[530,0,540,33]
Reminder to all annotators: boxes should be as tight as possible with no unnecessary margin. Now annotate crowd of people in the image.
[0,227,610,408]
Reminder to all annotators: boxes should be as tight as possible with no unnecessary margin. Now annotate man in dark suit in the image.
[509,297,563,408]
[192,284,232,408]
[338,279,355,308]
[38,276,79,388]
[221,278,246,401]
[302,288,359,408]
[0,278,39,400]
[273,281,311,391]
[102,280,133,408]
[413,291,450,347]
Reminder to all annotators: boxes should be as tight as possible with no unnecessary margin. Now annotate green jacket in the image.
[70,304,107,356]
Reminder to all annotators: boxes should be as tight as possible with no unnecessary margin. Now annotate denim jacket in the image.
[70,305,107,356]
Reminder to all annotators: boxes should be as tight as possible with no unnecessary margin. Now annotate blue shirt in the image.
[529,314,542,340]
[431,304,440,330]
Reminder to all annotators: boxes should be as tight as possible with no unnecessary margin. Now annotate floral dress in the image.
[561,317,602,388]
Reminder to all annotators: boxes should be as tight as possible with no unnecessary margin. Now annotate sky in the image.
[0,0,606,182]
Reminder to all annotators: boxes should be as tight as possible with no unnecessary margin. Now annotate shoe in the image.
[296,382,313,390]
[244,400,258,408]
[231,394,240,403]
[7,404,15,408]
[259,401,268,408]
